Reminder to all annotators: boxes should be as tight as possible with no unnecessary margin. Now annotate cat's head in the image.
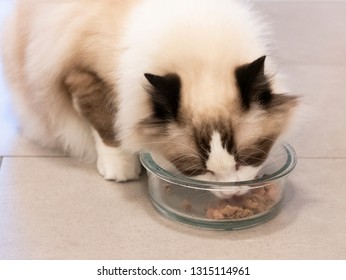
[139,56,298,183]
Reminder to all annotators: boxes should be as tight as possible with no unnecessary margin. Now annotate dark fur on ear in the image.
[144,73,181,122]
[235,56,273,109]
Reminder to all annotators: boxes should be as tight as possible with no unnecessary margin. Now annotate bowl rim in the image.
[139,142,297,190]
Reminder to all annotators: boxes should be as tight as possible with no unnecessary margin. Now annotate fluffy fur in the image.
[2,0,298,186]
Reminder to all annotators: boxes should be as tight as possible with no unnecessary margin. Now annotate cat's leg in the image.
[64,68,141,182]
[92,132,141,182]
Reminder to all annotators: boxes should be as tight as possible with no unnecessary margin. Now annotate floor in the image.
[1,0,346,260]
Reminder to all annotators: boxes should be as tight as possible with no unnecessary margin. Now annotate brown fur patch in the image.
[164,126,206,176]
[236,136,276,167]
[64,68,119,147]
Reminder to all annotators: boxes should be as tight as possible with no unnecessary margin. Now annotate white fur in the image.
[207,132,238,179]
[94,131,141,182]
[194,132,260,198]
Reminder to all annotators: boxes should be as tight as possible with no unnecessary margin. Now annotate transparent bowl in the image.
[140,143,297,230]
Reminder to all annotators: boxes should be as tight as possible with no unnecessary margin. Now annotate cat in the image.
[2,0,298,187]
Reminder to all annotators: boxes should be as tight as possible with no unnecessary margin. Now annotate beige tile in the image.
[255,2,346,64]
[0,157,154,259]
[280,64,346,157]
[0,157,345,259]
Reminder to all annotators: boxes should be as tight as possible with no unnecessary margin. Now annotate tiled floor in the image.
[1,1,346,259]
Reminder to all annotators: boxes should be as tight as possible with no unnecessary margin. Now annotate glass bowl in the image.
[140,143,297,230]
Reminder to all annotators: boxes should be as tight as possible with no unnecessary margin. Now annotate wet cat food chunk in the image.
[206,183,279,220]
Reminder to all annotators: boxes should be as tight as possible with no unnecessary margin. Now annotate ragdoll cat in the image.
[2,0,298,188]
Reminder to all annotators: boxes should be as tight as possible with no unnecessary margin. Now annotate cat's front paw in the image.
[97,149,141,182]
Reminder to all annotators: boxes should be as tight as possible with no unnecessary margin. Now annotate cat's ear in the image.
[235,56,272,109]
[144,73,181,121]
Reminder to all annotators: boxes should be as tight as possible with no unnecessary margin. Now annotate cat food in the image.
[205,183,279,220]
